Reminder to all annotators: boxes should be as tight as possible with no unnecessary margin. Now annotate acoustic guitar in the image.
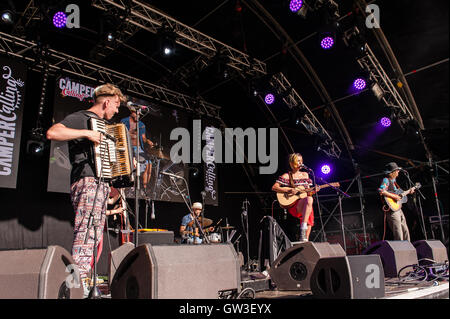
[277,182,340,209]
[383,182,421,212]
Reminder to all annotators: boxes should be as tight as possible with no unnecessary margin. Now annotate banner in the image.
[47,77,190,203]
[202,121,219,206]
[47,76,96,193]
[0,57,27,189]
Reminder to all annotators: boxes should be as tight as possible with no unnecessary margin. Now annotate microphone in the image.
[127,101,149,111]
[150,201,155,220]
[160,171,183,179]
[300,164,313,171]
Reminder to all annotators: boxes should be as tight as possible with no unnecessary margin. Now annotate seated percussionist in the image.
[179,202,213,244]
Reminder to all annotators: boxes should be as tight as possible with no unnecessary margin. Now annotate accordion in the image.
[89,118,134,188]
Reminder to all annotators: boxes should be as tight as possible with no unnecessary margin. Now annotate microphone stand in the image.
[402,170,427,239]
[133,108,141,247]
[242,199,250,271]
[316,176,350,252]
[166,174,210,244]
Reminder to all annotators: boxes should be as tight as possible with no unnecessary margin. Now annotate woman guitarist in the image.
[272,153,315,242]
[378,162,414,241]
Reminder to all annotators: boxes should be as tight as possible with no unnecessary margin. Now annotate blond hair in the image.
[289,153,302,164]
[93,83,127,103]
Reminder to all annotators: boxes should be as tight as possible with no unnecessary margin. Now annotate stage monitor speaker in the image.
[412,240,448,264]
[363,240,418,277]
[311,255,385,299]
[0,246,83,299]
[268,242,346,291]
[110,243,240,299]
[108,242,135,287]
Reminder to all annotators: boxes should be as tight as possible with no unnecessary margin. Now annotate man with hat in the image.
[378,162,414,241]
[179,202,214,244]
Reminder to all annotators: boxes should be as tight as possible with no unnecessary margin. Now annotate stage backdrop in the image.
[47,77,195,204]
[0,57,27,189]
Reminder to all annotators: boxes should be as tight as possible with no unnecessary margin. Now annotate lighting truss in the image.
[357,44,415,127]
[91,0,267,76]
[271,72,342,159]
[0,31,221,119]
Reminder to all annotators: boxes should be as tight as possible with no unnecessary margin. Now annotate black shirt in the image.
[59,110,101,185]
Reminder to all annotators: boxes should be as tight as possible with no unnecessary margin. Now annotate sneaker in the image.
[299,228,308,242]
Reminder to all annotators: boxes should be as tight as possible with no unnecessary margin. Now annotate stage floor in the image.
[97,277,448,299]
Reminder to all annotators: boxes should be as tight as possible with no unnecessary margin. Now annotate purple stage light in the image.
[289,0,303,12]
[53,12,67,28]
[321,164,331,175]
[320,36,334,49]
[265,93,275,105]
[380,117,391,127]
[353,78,366,90]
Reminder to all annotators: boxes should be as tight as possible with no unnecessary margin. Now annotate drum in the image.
[208,233,222,243]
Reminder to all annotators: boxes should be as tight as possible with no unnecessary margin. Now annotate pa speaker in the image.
[0,246,83,299]
[413,240,448,264]
[311,255,385,299]
[363,240,418,277]
[108,242,135,287]
[268,242,346,291]
[110,243,240,299]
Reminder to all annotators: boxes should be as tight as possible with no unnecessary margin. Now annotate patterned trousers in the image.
[70,177,110,281]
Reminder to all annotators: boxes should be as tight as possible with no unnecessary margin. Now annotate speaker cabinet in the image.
[413,240,448,264]
[134,231,174,245]
[268,242,346,291]
[110,243,240,299]
[363,241,418,277]
[108,242,135,287]
[0,246,83,299]
[311,255,385,299]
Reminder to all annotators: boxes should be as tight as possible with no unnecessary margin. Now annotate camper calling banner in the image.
[0,58,26,189]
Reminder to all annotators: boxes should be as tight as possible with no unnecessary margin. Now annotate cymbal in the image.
[187,217,213,227]
[220,226,235,230]
[144,144,170,159]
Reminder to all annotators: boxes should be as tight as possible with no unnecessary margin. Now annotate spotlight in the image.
[158,28,176,56]
[1,10,14,25]
[289,0,304,13]
[264,93,275,105]
[353,78,366,91]
[371,82,384,100]
[106,32,115,42]
[26,129,46,157]
[321,164,331,175]
[320,35,334,50]
[53,11,67,28]
[380,117,391,127]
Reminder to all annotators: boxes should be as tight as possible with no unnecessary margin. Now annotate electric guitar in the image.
[277,182,340,209]
[383,182,421,212]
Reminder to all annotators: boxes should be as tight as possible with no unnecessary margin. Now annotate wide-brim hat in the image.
[384,162,402,175]
[192,202,203,210]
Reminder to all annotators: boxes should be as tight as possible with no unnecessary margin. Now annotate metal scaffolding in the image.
[0,31,222,119]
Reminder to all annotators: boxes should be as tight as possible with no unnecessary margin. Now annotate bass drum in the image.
[208,233,222,243]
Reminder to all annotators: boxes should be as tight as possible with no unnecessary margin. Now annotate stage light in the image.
[53,11,67,28]
[1,10,14,25]
[371,82,384,100]
[321,164,331,175]
[380,117,391,127]
[289,0,303,13]
[320,36,334,50]
[106,32,115,42]
[264,93,275,105]
[353,78,366,91]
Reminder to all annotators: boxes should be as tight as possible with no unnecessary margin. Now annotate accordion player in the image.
[89,117,134,188]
